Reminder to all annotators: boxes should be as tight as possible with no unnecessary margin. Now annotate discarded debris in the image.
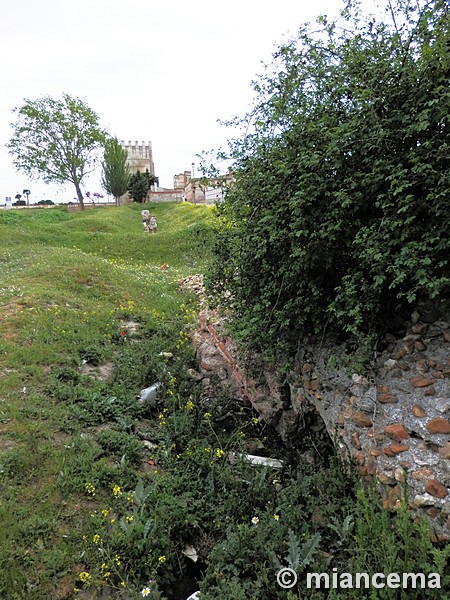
[138,382,162,406]
[158,351,174,359]
[182,545,198,562]
[142,440,158,450]
[228,452,283,470]
[186,593,200,600]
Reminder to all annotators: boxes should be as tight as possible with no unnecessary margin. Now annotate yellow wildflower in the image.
[84,482,95,496]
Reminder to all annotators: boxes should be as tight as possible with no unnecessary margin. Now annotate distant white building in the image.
[204,186,225,204]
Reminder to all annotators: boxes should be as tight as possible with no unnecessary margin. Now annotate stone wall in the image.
[294,314,450,539]
[191,303,450,539]
[149,190,184,203]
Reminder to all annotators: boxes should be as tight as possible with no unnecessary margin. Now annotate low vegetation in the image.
[0,203,448,599]
[207,0,450,364]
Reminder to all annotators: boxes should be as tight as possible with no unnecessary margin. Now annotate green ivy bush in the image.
[207,0,450,362]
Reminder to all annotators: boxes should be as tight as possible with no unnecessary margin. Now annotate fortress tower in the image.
[120,140,155,175]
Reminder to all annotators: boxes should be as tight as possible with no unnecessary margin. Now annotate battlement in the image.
[120,140,155,175]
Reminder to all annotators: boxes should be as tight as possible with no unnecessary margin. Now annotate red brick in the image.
[427,418,450,434]
[438,443,450,459]
[389,443,410,454]
[377,384,389,394]
[415,340,427,351]
[367,461,376,475]
[353,412,373,428]
[377,470,394,485]
[411,377,436,388]
[351,432,361,449]
[403,340,415,354]
[389,494,403,510]
[412,404,427,418]
[425,479,448,499]
[354,451,365,465]
[378,393,398,404]
[384,423,410,442]
[412,468,433,481]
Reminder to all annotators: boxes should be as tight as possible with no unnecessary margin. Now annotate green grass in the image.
[0,202,215,599]
[0,203,448,600]
[0,203,213,268]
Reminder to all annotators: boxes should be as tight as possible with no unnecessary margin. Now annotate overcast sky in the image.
[1,0,346,203]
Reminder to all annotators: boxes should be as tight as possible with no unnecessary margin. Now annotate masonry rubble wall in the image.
[189,297,450,539]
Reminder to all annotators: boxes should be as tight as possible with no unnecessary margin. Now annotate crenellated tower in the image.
[120,140,155,175]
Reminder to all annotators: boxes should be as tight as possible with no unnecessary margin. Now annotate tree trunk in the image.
[115,195,120,207]
[74,179,85,210]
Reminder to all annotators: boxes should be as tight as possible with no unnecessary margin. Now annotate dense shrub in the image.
[207,0,450,361]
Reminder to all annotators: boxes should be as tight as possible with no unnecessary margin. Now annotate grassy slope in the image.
[1,205,448,600]
[0,203,214,598]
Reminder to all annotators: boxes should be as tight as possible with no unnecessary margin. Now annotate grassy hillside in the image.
[0,203,214,598]
[0,204,447,600]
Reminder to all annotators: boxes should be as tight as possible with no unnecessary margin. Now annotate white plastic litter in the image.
[182,545,198,562]
[228,452,283,470]
[138,382,162,406]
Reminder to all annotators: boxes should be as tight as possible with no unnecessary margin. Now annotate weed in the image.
[1,203,448,599]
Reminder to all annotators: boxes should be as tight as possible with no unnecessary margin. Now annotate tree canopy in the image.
[7,93,106,210]
[101,137,130,206]
[208,0,450,362]
[127,169,158,203]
